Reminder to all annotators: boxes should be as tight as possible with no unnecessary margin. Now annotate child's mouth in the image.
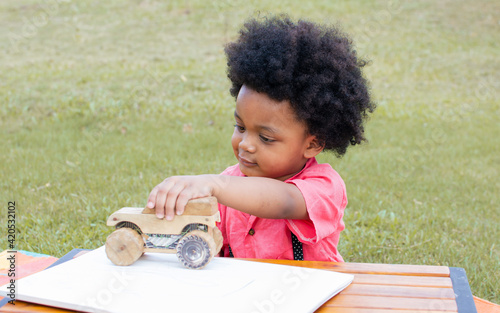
[239,156,257,167]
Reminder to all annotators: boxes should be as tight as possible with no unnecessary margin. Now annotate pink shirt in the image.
[217,157,347,262]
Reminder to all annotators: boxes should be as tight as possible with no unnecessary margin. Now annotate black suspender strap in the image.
[291,232,304,261]
[227,232,304,260]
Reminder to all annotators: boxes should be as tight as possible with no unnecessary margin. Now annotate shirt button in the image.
[248,228,255,236]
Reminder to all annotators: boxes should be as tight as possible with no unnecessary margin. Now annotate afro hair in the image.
[225,14,375,156]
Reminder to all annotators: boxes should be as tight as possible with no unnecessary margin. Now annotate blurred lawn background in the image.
[0,0,498,302]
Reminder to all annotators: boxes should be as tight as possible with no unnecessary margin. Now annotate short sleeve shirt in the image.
[217,157,347,262]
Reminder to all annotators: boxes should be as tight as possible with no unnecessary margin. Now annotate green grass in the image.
[1,0,499,303]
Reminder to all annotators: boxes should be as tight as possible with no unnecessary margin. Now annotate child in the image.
[146,15,375,262]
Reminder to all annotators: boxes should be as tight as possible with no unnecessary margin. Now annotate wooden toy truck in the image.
[105,196,222,269]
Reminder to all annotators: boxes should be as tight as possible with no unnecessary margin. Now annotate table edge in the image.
[450,267,477,313]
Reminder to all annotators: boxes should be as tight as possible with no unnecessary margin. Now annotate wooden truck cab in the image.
[105,197,222,269]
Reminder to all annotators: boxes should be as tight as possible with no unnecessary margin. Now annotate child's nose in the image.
[239,135,256,153]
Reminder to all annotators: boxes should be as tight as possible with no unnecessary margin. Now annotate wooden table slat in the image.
[324,294,458,311]
[248,259,450,277]
[341,283,455,299]
[353,273,453,288]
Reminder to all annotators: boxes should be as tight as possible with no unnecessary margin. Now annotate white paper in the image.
[0,247,353,313]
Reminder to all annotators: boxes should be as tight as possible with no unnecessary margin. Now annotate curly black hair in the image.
[225,14,375,156]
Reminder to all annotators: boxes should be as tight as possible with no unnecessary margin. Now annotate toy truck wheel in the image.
[105,227,144,266]
[176,230,216,269]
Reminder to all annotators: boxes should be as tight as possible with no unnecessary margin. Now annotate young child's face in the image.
[231,85,318,181]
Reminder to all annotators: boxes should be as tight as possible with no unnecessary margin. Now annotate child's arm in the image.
[146,175,309,221]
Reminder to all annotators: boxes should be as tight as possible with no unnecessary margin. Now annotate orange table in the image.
[0,250,477,313]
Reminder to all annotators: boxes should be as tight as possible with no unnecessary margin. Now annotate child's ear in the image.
[304,136,324,159]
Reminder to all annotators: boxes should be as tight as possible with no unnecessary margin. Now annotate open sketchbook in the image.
[0,246,353,313]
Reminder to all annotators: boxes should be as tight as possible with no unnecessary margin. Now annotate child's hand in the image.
[146,175,215,220]
[147,174,309,220]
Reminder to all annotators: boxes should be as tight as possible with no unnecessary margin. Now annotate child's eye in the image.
[234,124,245,133]
[259,135,275,143]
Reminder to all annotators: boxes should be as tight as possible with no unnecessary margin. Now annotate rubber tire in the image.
[176,230,215,269]
[105,227,144,266]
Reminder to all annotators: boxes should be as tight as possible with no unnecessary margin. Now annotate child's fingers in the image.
[154,186,168,219]
[146,186,158,209]
[147,176,211,220]
[148,178,175,219]
[163,184,186,220]
[174,190,192,216]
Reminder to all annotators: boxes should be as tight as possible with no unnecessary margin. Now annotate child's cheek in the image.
[231,132,241,158]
